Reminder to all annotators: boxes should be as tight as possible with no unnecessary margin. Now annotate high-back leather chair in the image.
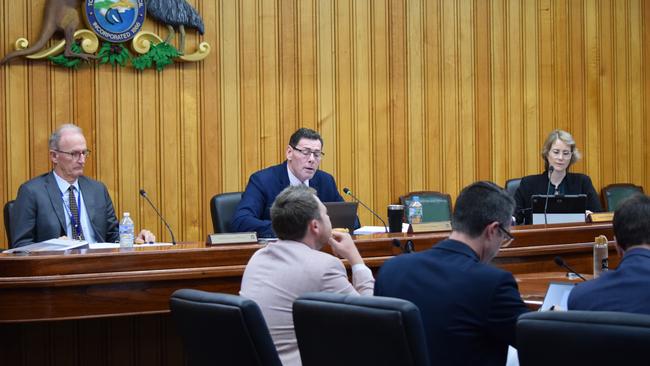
[4,200,14,247]
[601,183,644,211]
[210,192,242,233]
[170,289,282,366]
[517,311,650,366]
[505,178,522,198]
[399,191,452,222]
[293,292,430,366]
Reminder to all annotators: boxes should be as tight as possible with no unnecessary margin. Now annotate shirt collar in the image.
[52,170,79,194]
[287,165,309,187]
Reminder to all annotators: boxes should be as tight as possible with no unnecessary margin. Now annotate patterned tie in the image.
[68,186,84,240]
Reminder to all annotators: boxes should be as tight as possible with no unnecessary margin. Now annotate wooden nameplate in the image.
[587,212,614,223]
[207,232,258,245]
[408,221,452,233]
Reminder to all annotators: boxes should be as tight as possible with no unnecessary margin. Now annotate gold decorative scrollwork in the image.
[132,31,210,61]
[16,30,99,59]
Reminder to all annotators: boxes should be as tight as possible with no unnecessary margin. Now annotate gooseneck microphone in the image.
[543,166,555,225]
[554,256,587,281]
[343,188,388,233]
[139,189,177,245]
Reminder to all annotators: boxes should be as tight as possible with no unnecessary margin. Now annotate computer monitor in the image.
[531,194,587,225]
[324,202,358,233]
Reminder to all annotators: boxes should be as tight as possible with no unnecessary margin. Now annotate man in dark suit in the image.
[11,124,154,248]
[375,181,529,366]
[568,194,650,314]
[231,128,349,237]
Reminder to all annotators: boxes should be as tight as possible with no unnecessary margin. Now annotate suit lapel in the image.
[45,172,67,233]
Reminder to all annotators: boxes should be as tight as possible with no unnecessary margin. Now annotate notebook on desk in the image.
[540,282,576,311]
[324,202,358,233]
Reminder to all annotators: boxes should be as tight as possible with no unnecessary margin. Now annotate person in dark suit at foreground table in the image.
[568,194,650,314]
[11,124,155,247]
[514,129,601,225]
[375,181,529,366]
[231,128,351,237]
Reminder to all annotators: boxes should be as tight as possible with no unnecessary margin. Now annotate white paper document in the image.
[3,238,88,254]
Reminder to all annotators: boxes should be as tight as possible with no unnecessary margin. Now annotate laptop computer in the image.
[324,202,358,233]
[531,194,587,224]
[539,282,576,311]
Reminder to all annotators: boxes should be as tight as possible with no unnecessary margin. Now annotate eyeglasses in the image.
[497,223,515,248]
[55,149,91,160]
[550,149,572,158]
[291,145,324,159]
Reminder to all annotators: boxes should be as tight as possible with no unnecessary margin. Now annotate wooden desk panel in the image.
[0,222,615,322]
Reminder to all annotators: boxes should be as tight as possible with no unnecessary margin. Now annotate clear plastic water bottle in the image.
[593,235,609,278]
[408,196,423,224]
[119,212,135,247]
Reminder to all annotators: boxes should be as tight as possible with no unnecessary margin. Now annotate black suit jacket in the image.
[11,172,119,247]
[375,239,529,366]
[514,171,602,224]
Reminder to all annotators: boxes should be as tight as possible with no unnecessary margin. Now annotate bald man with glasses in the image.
[10,124,154,248]
[231,128,352,238]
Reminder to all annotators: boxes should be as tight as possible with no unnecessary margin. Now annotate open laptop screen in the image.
[323,202,358,233]
[531,194,587,224]
[540,282,576,311]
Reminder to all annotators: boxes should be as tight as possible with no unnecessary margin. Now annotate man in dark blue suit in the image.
[568,194,650,314]
[231,128,347,237]
[375,181,529,366]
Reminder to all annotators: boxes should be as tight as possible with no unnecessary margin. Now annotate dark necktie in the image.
[68,186,84,240]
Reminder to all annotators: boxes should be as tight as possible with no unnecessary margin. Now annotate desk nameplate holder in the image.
[207,232,258,245]
[587,212,614,223]
[408,221,452,233]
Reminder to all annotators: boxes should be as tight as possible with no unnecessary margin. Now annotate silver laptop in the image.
[531,194,587,225]
[324,202,358,233]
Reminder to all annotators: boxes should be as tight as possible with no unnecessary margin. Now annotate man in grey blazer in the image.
[240,185,374,366]
[11,124,154,248]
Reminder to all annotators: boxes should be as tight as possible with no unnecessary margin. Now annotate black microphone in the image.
[392,238,415,254]
[554,256,587,281]
[343,187,388,233]
[543,166,555,225]
[139,189,177,245]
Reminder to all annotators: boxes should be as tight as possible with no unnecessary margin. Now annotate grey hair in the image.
[48,124,83,150]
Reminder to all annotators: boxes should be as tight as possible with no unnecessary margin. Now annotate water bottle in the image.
[593,235,609,278]
[119,212,135,247]
[408,196,423,224]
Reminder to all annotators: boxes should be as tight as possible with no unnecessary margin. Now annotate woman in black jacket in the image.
[514,129,602,225]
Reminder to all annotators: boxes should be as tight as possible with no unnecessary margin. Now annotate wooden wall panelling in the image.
[1,0,650,246]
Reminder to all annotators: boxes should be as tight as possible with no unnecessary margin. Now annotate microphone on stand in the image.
[543,166,555,225]
[554,256,587,281]
[343,188,388,233]
[139,189,177,245]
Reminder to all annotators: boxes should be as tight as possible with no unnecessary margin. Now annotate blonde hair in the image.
[541,129,581,170]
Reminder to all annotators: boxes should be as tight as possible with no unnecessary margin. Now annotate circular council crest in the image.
[85,0,146,42]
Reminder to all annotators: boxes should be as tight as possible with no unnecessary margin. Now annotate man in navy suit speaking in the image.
[11,124,155,247]
[375,181,529,366]
[568,193,650,314]
[231,128,347,237]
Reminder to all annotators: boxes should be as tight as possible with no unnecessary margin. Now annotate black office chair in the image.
[517,310,650,366]
[170,289,282,366]
[4,200,14,247]
[505,178,521,198]
[210,192,243,233]
[293,292,430,366]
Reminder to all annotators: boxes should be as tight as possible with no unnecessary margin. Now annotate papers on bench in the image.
[88,242,175,249]
[3,238,88,254]
[353,223,409,235]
